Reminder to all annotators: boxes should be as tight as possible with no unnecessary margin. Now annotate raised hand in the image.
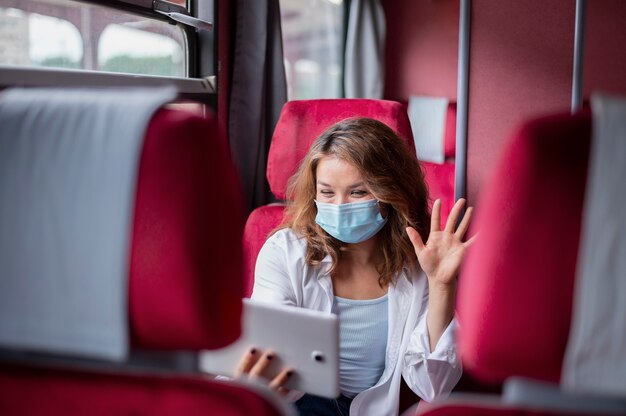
[406,198,475,289]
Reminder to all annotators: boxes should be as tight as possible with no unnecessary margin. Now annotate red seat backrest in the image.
[267,99,415,200]
[458,112,592,384]
[401,112,597,416]
[243,99,417,297]
[130,108,244,350]
[0,104,289,416]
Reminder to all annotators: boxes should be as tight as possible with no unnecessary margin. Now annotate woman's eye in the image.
[319,190,334,196]
[351,190,368,196]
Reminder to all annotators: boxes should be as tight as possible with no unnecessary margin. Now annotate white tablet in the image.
[200,298,340,398]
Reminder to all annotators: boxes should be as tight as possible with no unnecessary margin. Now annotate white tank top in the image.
[332,293,389,398]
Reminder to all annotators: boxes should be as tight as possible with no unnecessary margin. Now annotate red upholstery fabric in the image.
[129,108,245,350]
[426,102,456,226]
[0,106,284,416]
[458,112,592,384]
[0,363,283,416]
[444,102,457,159]
[267,99,415,200]
[242,204,287,297]
[422,161,455,227]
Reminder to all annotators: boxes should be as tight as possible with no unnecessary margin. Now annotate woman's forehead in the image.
[316,156,364,185]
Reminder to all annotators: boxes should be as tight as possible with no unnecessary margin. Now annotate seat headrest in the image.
[407,97,456,162]
[267,99,415,200]
[130,108,245,351]
[458,112,591,383]
[0,89,243,358]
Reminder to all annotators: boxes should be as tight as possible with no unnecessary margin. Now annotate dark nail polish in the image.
[249,348,257,355]
[286,370,293,377]
[266,354,274,360]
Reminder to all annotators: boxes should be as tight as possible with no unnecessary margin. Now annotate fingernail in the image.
[266,354,274,360]
[286,370,293,377]
[249,348,257,355]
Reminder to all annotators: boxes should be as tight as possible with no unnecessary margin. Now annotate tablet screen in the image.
[200,298,340,398]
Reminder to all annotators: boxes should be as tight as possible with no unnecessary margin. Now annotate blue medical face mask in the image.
[314,199,387,244]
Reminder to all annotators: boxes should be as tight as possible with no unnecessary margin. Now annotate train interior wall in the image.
[383,0,626,206]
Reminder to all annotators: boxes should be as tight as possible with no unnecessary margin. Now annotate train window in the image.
[280,0,345,100]
[99,23,184,76]
[0,0,186,77]
[0,7,82,68]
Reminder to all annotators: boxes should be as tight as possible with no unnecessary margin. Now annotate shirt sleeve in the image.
[249,232,305,403]
[251,233,298,306]
[401,307,462,402]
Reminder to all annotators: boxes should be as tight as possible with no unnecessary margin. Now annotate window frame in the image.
[0,0,215,105]
[0,65,216,105]
[80,0,188,23]
[79,0,199,78]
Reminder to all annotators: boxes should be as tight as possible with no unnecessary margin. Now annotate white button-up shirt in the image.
[252,229,461,416]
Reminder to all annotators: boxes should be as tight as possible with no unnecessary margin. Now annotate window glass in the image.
[0,0,186,77]
[32,12,83,68]
[99,23,184,76]
[279,0,344,100]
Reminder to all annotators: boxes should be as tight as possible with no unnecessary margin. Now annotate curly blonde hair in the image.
[278,117,430,286]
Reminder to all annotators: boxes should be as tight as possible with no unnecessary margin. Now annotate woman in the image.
[237,117,474,415]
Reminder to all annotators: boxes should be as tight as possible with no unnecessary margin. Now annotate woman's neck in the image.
[333,236,387,299]
[340,236,381,268]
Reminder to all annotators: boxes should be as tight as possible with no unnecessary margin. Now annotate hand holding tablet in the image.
[200,298,340,398]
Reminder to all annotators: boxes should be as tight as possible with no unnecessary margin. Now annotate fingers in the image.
[406,226,425,252]
[235,347,258,377]
[236,349,294,393]
[277,386,291,397]
[430,199,442,233]
[454,206,474,238]
[444,198,466,233]
[248,350,276,379]
[268,367,294,391]
[463,233,478,247]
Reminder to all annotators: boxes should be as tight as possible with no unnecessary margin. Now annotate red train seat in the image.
[458,112,592,386]
[404,109,626,415]
[0,91,292,416]
[242,98,416,297]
